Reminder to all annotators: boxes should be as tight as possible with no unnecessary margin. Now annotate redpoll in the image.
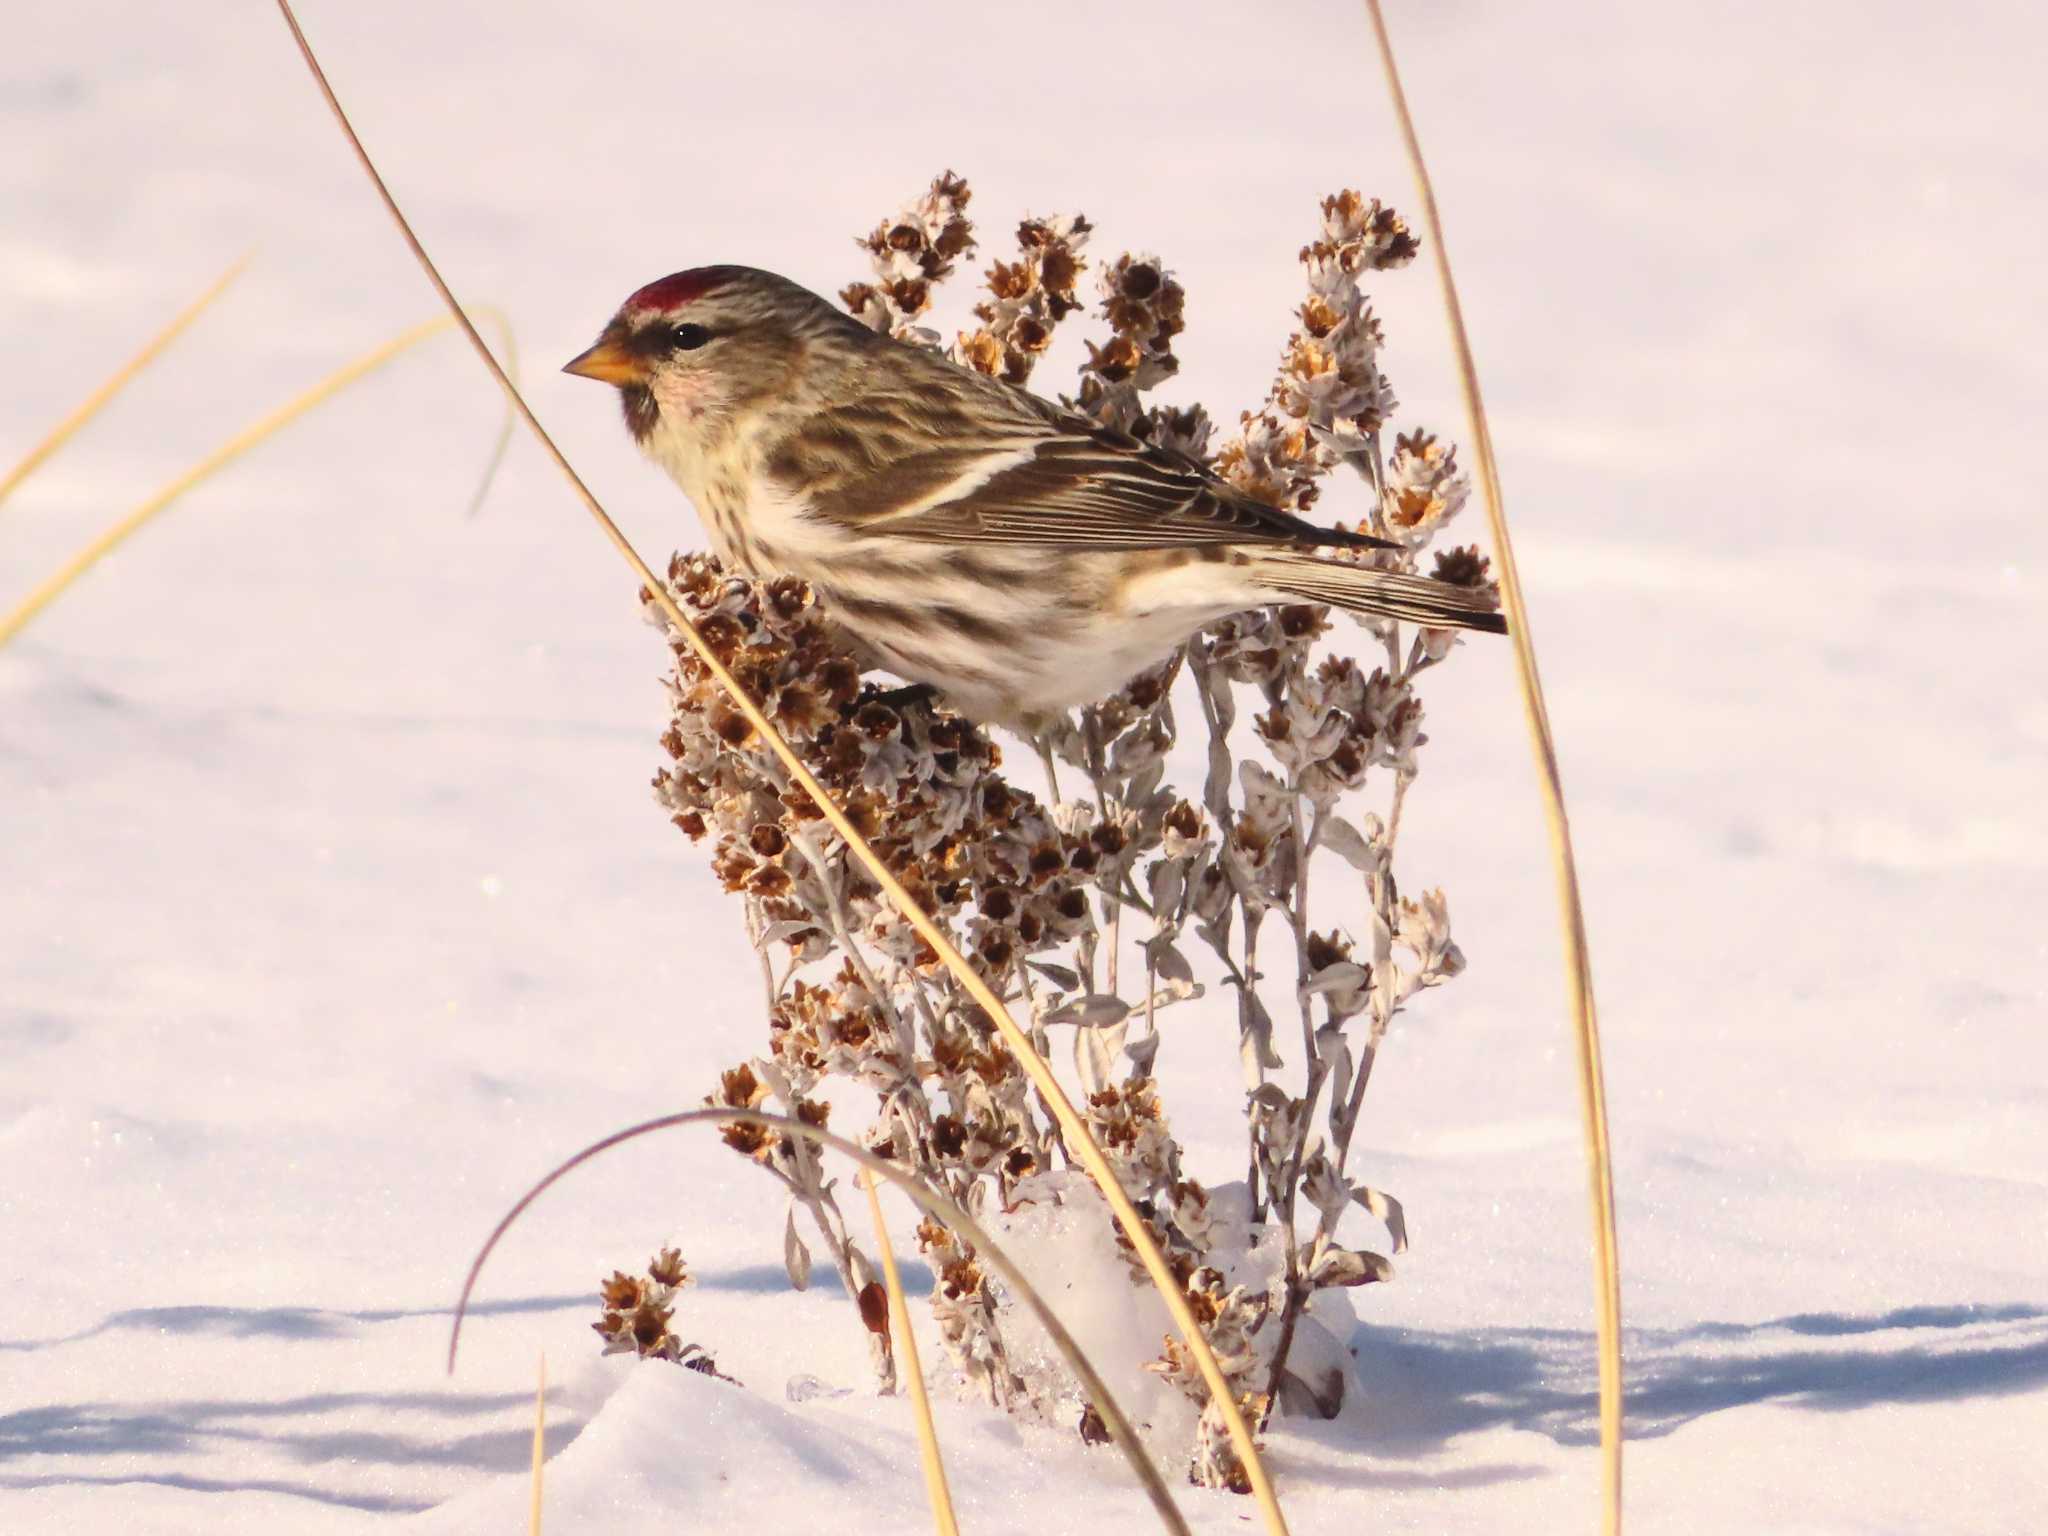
[566,266,1503,728]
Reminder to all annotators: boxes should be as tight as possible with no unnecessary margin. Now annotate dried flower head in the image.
[591,1247,712,1370]
[954,214,1092,384]
[1076,253,1188,439]
[843,171,976,343]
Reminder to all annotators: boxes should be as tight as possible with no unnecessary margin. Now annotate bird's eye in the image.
[670,322,712,351]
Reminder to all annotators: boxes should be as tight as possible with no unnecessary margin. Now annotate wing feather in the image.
[764,348,1394,553]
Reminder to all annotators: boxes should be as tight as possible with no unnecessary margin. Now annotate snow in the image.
[4,0,2045,1531]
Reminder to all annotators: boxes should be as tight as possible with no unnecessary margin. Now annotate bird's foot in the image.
[865,681,940,714]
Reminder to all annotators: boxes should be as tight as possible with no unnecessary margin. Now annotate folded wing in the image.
[769,353,1394,554]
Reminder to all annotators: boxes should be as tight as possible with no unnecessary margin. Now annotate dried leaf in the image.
[1351,1184,1409,1253]
[1127,760,1165,808]
[1148,857,1186,917]
[1201,650,1236,724]
[1316,1023,1353,1121]
[1246,1082,1294,1116]
[1319,815,1377,872]
[1200,667,1236,822]
[1308,1245,1393,1288]
[1148,937,1194,985]
[783,1206,813,1291]
[1042,993,1131,1028]
[1027,959,1082,992]
[1075,1021,1117,1097]
[1302,961,1370,997]
[1242,991,1283,1077]
[754,1055,794,1105]
[1276,1364,1346,1420]
[1300,1147,1349,1221]
[857,1279,891,1338]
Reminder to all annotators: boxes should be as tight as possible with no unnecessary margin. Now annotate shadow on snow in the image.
[1350,1301,2048,1452]
[3,1296,2042,1511]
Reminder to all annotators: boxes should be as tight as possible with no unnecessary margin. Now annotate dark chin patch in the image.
[621,384,658,443]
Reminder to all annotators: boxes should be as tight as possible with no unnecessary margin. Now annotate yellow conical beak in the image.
[562,338,647,387]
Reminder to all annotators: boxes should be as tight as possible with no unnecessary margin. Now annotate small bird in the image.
[565,266,1504,728]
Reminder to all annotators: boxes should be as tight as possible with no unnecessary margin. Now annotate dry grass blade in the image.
[0,313,468,650]
[530,1352,546,1536]
[1359,1,1624,1529]
[0,252,249,513]
[448,1107,1193,1536]
[860,1168,960,1536]
[465,309,520,518]
[266,6,1289,1529]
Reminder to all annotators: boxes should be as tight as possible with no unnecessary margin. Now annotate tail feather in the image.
[1250,553,1508,635]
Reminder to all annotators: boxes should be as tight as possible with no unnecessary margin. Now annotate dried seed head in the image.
[847,172,977,342]
[647,1247,688,1287]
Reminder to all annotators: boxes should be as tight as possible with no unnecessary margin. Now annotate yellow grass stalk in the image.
[1359,2,1625,1529]
[0,307,513,650]
[860,1168,960,1536]
[451,1107,1193,1536]
[0,313,457,650]
[463,311,520,519]
[0,253,249,513]
[530,1352,546,1536]
[270,5,1289,1529]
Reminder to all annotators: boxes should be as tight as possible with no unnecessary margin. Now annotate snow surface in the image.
[4,1,2046,1531]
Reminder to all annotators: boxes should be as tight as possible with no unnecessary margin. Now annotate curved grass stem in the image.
[451,1106,1191,1536]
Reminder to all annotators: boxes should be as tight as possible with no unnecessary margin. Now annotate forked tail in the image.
[1251,552,1508,634]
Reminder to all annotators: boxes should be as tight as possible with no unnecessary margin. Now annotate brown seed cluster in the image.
[592,1246,727,1375]
[1432,545,1494,590]
[645,549,1231,1415]
[1216,189,1442,540]
[651,551,1228,998]
[842,171,977,342]
[1255,654,1426,805]
[954,214,1093,384]
[1305,189,1419,274]
[1382,430,1469,545]
[1075,253,1196,445]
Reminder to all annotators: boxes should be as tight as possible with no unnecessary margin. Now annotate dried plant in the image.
[950,211,1091,384]
[631,173,1496,1491]
[840,171,977,345]
[591,1246,737,1382]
